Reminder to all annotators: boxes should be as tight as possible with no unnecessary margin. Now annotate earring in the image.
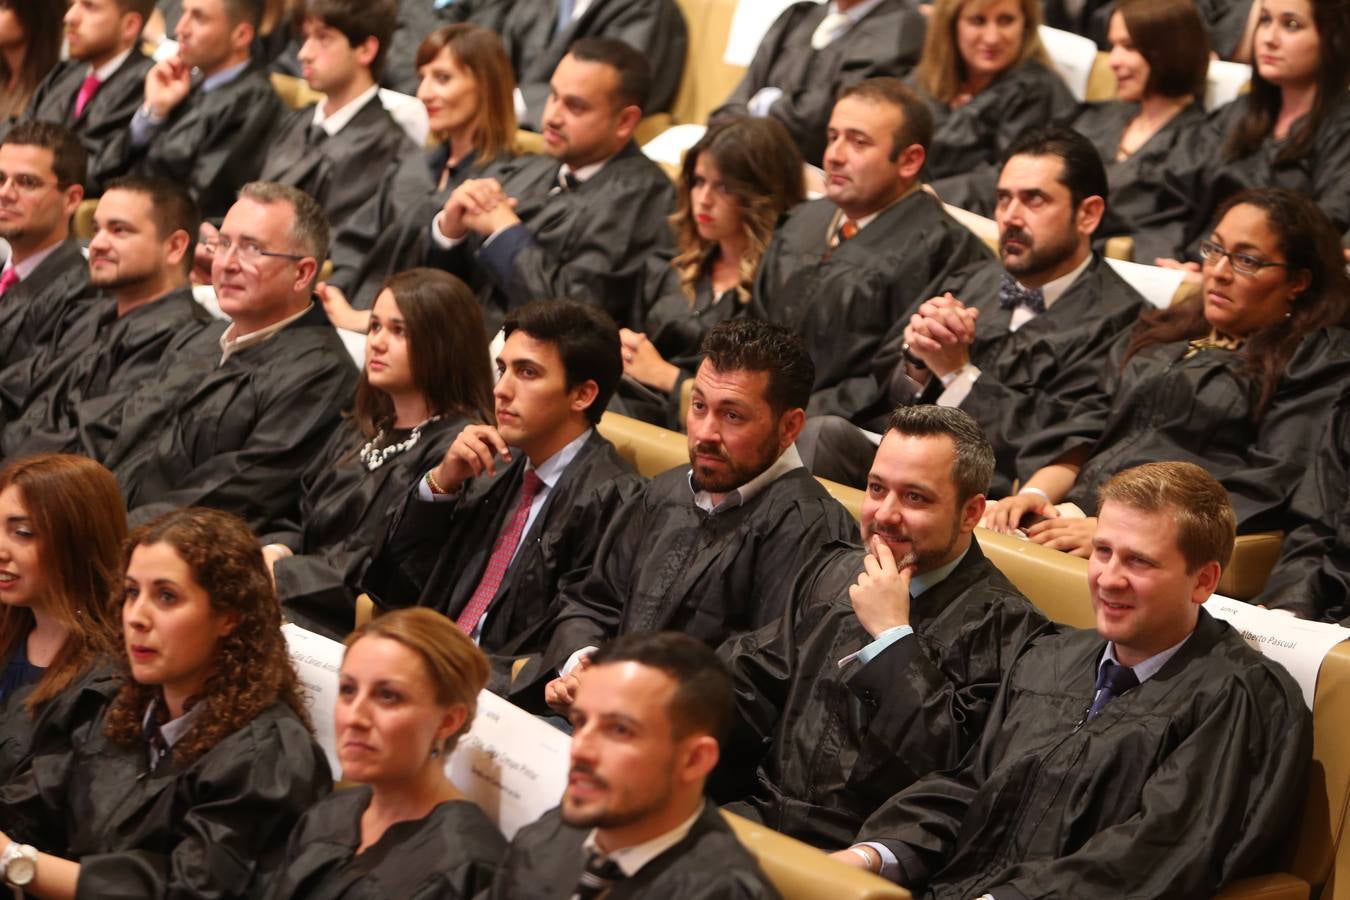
[430,740,441,759]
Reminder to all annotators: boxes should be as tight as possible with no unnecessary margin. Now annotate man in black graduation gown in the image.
[21,0,155,194]
[716,406,1047,850]
[111,0,283,219]
[101,181,358,533]
[424,37,676,334]
[491,0,687,131]
[362,300,646,670]
[800,125,1148,494]
[751,78,993,425]
[709,0,926,167]
[0,176,215,459]
[834,462,1311,899]
[0,123,90,371]
[490,632,781,899]
[525,319,858,713]
[259,0,419,235]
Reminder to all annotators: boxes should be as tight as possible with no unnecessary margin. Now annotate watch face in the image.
[7,855,35,886]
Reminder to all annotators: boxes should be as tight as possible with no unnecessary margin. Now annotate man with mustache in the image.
[751,77,991,426]
[525,318,856,714]
[801,125,1148,503]
[489,632,780,899]
[713,405,1047,850]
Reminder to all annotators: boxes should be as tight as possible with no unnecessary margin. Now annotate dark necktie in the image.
[456,470,543,635]
[572,851,625,900]
[306,124,328,147]
[1086,659,1140,720]
[998,273,1046,314]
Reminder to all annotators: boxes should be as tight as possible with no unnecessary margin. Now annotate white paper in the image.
[723,0,817,67]
[283,623,346,778]
[1104,257,1185,309]
[1203,595,1350,709]
[642,123,708,167]
[1038,25,1097,102]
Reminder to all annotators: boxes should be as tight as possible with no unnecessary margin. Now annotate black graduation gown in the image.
[263,787,506,900]
[860,610,1310,899]
[515,464,858,706]
[381,0,456,95]
[260,97,421,234]
[0,698,333,900]
[0,239,90,371]
[751,191,994,423]
[1256,393,1350,622]
[424,145,677,334]
[1031,326,1350,531]
[102,303,359,534]
[716,539,1048,850]
[0,287,215,459]
[498,0,688,130]
[0,661,117,789]
[917,61,1078,212]
[708,0,926,167]
[362,430,645,666]
[874,255,1146,497]
[106,62,284,219]
[268,415,470,639]
[487,804,781,900]
[23,51,155,194]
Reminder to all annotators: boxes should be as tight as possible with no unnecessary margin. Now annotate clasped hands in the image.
[903,293,979,380]
[438,178,522,241]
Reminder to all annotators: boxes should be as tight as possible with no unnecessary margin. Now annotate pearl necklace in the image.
[359,416,441,471]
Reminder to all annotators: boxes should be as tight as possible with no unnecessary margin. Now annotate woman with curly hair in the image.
[0,508,331,899]
[618,116,805,428]
[0,455,126,784]
[0,0,63,122]
[983,188,1350,556]
[262,269,494,638]
[266,608,506,899]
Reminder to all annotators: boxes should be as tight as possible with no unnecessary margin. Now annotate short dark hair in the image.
[502,300,622,424]
[699,319,814,416]
[568,36,652,113]
[222,0,264,29]
[1001,124,1109,211]
[1098,462,1236,572]
[102,176,202,273]
[1117,0,1210,99]
[589,632,733,742]
[884,405,994,504]
[2,121,88,188]
[836,77,934,160]
[303,0,396,77]
[114,0,158,23]
[237,181,330,265]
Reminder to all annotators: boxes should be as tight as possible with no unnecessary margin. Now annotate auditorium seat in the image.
[271,72,324,111]
[724,812,912,900]
[1039,26,1109,103]
[669,0,747,128]
[1207,59,1253,111]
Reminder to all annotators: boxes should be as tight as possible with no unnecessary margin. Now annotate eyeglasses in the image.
[1198,240,1290,277]
[200,236,307,267]
[0,172,55,195]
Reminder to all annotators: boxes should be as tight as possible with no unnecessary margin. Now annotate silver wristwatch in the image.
[0,841,37,888]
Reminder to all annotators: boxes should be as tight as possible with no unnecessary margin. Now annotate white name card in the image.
[1203,595,1350,709]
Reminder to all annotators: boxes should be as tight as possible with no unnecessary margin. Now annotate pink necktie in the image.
[0,268,18,298]
[456,470,543,636]
[73,73,101,119]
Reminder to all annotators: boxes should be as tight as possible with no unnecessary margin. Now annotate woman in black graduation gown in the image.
[321,23,521,325]
[617,116,805,428]
[909,0,1078,212]
[983,187,1350,555]
[265,607,506,900]
[0,507,332,898]
[263,269,495,639]
[1070,0,1211,263]
[0,454,126,785]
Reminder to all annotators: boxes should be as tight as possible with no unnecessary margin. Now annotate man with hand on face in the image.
[112,0,283,219]
[23,0,155,194]
[521,318,857,714]
[489,632,781,899]
[801,126,1147,500]
[834,462,1310,899]
[425,36,675,334]
[752,78,991,425]
[714,406,1047,850]
[362,299,646,678]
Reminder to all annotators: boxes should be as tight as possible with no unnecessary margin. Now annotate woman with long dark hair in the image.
[0,0,63,122]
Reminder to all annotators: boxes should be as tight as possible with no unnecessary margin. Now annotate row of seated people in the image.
[0,419,1312,898]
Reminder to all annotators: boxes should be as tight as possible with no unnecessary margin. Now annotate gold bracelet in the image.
[426,470,448,495]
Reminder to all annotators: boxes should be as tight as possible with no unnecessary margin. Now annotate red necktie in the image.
[839,219,859,241]
[0,268,18,298]
[456,470,543,636]
[73,73,101,119]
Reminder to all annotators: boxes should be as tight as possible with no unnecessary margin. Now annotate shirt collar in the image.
[1100,630,1193,684]
[829,0,887,25]
[909,545,969,598]
[689,443,804,514]
[582,802,704,878]
[201,59,250,93]
[1016,251,1093,311]
[218,301,312,365]
[92,46,135,82]
[141,697,204,765]
[559,156,610,188]
[4,240,64,281]
[528,427,592,490]
[311,83,380,136]
[830,183,919,243]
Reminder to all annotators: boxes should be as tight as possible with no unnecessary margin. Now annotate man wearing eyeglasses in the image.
[99,181,358,534]
[0,122,89,372]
